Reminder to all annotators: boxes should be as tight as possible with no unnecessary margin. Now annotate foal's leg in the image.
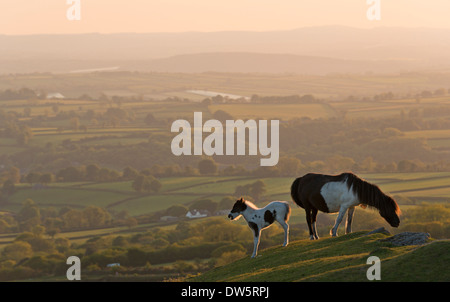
[251,229,262,258]
[330,206,348,237]
[248,222,261,258]
[345,206,355,234]
[278,219,289,246]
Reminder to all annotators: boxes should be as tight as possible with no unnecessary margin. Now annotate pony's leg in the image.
[305,209,315,240]
[251,229,262,258]
[330,207,348,237]
[345,206,355,234]
[278,220,289,246]
[311,208,319,240]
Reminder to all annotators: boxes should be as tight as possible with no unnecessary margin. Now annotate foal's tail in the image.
[284,202,291,222]
[290,177,303,208]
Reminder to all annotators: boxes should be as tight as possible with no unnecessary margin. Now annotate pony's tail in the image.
[284,202,291,222]
[290,177,302,207]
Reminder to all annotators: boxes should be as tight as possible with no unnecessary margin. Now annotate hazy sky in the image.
[1,0,450,35]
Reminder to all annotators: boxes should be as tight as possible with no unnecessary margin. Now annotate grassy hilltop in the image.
[189,231,449,282]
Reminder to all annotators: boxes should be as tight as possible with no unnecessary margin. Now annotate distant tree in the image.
[212,110,233,122]
[361,156,377,172]
[144,113,157,125]
[112,236,128,247]
[62,209,86,229]
[8,166,21,184]
[23,107,31,117]
[43,217,63,238]
[326,155,356,172]
[211,95,224,104]
[2,180,16,196]
[25,172,41,185]
[126,248,147,266]
[307,160,326,172]
[132,175,148,193]
[234,180,267,201]
[79,125,88,133]
[218,196,235,211]
[277,157,303,176]
[183,165,199,176]
[39,173,54,185]
[122,166,139,180]
[149,178,162,193]
[1,241,33,262]
[124,217,138,229]
[70,117,79,131]
[166,204,189,217]
[420,90,432,98]
[114,210,130,221]
[299,94,316,103]
[57,166,84,182]
[132,175,161,193]
[105,107,128,126]
[249,180,267,200]
[397,159,424,172]
[86,164,101,181]
[78,93,93,101]
[434,88,447,96]
[201,98,212,105]
[98,168,120,182]
[16,199,41,231]
[189,199,217,214]
[51,104,59,113]
[222,164,248,176]
[83,206,111,228]
[198,158,218,175]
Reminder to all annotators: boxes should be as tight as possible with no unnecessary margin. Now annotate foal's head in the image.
[228,198,247,220]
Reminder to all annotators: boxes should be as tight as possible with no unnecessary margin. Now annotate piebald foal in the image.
[228,198,291,258]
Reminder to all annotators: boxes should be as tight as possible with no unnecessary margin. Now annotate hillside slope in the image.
[189,231,449,282]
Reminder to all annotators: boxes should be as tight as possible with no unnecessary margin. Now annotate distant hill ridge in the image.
[128,52,420,74]
[2,26,450,74]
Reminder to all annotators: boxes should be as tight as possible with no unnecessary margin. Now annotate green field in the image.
[210,103,337,120]
[6,172,450,217]
[3,72,450,100]
[2,71,450,281]
[2,172,449,248]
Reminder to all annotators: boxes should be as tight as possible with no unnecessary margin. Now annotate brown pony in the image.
[291,172,401,239]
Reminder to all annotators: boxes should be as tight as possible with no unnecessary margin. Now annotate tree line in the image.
[0,198,137,235]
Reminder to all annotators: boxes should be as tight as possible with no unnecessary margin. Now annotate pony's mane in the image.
[344,173,401,215]
[243,199,258,210]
